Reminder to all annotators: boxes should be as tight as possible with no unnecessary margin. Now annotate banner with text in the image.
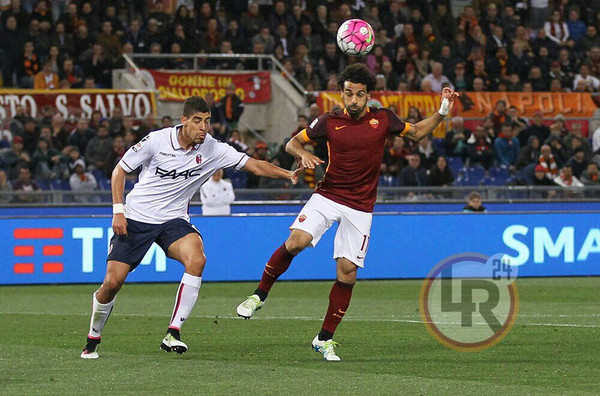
[145,70,271,103]
[0,89,157,120]
[2,213,600,284]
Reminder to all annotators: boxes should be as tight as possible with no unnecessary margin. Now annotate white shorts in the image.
[290,193,373,267]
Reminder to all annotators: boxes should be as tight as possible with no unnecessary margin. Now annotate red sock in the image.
[321,280,354,335]
[257,243,295,294]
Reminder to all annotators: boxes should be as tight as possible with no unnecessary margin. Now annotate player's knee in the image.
[103,276,124,294]
[184,254,206,276]
[285,233,312,255]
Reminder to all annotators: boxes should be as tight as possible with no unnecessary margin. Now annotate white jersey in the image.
[119,125,249,224]
[200,178,235,216]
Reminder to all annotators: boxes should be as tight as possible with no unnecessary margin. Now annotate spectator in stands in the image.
[445,116,470,159]
[554,165,584,190]
[204,92,226,141]
[97,21,122,60]
[517,136,541,170]
[467,125,494,169]
[59,57,84,88]
[539,144,560,179]
[567,148,588,178]
[68,118,94,154]
[429,156,455,187]
[399,62,421,92]
[31,137,61,181]
[3,136,31,180]
[422,62,453,92]
[69,159,98,203]
[573,64,600,91]
[494,124,521,170]
[398,154,429,187]
[104,135,126,178]
[228,130,249,153]
[136,114,158,138]
[200,169,235,216]
[463,191,486,213]
[581,162,600,185]
[85,125,112,171]
[416,135,438,170]
[241,2,263,40]
[530,164,558,198]
[581,25,600,53]
[82,43,112,88]
[545,10,570,46]
[33,59,59,90]
[520,111,550,147]
[18,41,40,88]
[220,83,244,130]
[11,166,41,203]
[0,169,13,203]
[246,141,270,189]
[567,8,587,43]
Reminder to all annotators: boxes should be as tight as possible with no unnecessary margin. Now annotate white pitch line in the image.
[1,311,599,328]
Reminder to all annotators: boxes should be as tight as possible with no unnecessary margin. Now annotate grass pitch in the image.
[1,278,599,395]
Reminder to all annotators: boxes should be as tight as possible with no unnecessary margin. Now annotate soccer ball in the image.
[336,19,375,56]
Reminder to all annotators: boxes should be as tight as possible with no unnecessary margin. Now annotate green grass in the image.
[0,278,599,395]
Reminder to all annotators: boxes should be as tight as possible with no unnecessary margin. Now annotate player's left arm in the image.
[404,88,459,141]
[242,158,301,185]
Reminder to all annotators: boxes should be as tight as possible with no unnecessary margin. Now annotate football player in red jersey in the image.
[237,64,458,361]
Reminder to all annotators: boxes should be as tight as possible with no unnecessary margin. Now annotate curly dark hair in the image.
[338,64,376,92]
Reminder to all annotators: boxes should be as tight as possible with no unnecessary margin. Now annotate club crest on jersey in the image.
[298,214,306,223]
[156,166,202,180]
[196,154,202,164]
[369,118,380,128]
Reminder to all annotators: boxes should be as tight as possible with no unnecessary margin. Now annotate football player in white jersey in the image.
[81,96,300,358]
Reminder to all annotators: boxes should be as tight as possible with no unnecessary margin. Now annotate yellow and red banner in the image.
[316,91,598,119]
[0,89,157,120]
[145,70,271,103]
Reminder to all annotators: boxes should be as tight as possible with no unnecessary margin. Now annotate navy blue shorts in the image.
[107,218,201,270]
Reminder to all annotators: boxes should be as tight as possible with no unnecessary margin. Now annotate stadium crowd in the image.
[1,0,600,199]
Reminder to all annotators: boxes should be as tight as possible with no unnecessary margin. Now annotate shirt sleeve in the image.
[384,108,410,137]
[298,114,329,144]
[215,138,250,170]
[119,133,155,172]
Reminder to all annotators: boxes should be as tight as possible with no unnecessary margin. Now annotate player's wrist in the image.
[113,203,125,215]
[438,97,450,116]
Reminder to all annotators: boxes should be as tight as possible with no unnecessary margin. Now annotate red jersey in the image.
[299,107,409,212]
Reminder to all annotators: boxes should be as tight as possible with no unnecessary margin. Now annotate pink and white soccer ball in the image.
[336,19,375,56]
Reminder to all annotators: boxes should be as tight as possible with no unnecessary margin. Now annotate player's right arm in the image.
[286,115,327,169]
[111,164,128,236]
[112,134,155,236]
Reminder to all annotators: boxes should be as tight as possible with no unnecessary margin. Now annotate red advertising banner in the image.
[145,70,271,103]
[0,89,157,120]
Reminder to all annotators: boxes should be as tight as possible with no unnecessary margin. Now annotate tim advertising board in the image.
[1,213,599,285]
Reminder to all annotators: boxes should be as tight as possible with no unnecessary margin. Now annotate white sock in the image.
[88,291,115,339]
[169,273,202,331]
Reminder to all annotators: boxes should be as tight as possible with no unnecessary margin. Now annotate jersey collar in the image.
[171,124,201,151]
[342,106,371,121]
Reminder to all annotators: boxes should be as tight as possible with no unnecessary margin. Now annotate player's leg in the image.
[81,260,130,359]
[81,219,159,359]
[312,205,372,361]
[158,222,205,353]
[311,258,357,362]
[237,194,337,319]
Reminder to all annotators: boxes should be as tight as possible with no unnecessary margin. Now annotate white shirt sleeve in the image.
[213,137,250,170]
[119,134,155,172]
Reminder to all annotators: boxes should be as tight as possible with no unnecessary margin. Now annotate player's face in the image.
[182,112,211,144]
[341,81,370,118]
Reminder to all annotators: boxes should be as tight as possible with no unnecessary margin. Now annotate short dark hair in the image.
[183,96,210,117]
[338,64,376,92]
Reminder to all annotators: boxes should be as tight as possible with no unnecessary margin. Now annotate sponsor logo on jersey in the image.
[369,118,380,128]
[155,166,203,180]
[159,151,176,157]
[131,135,150,152]
[196,154,202,164]
[298,214,306,223]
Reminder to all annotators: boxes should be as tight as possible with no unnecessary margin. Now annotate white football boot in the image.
[311,335,341,361]
[237,294,264,319]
